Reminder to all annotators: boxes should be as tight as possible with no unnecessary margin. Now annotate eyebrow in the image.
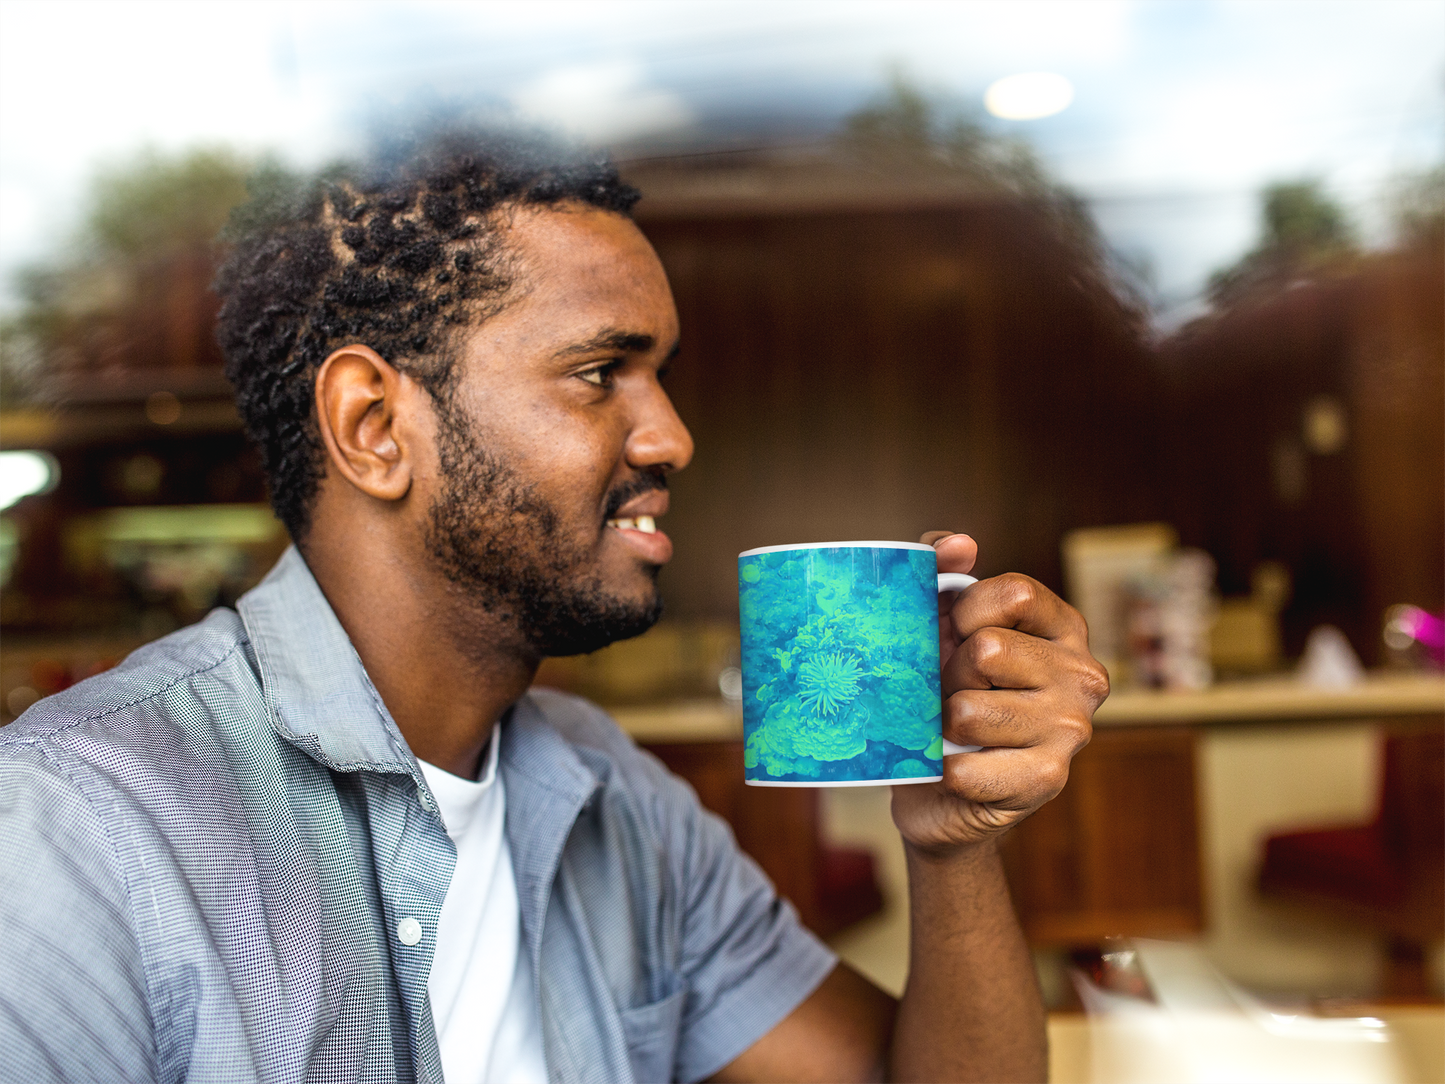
[551,330,657,359]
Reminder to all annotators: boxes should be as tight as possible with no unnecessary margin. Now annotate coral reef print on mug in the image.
[738,542,948,785]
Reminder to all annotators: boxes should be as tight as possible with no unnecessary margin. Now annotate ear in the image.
[314,344,416,503]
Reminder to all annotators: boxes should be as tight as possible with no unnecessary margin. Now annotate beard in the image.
[423,405,664,658]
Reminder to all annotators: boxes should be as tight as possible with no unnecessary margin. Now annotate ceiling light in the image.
[985,72,1075,120]
[0,450,59,511]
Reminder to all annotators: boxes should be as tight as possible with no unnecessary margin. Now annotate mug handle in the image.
[937,572,983,756]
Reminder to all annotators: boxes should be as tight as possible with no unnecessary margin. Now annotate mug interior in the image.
[738,540,935,558]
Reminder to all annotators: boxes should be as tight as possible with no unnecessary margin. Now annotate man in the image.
[0,134,1106,1083]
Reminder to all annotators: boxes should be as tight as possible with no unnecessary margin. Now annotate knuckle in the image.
[1039,760,1071,799]
[1039,704,1091,751]
[1081,659,1111,703]
[1062,712,1093,752]
[968,628,1009,664]
[997,573,1041,613]
[943,691,972,728]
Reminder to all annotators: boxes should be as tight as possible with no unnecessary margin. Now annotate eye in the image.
[577,360,623,388]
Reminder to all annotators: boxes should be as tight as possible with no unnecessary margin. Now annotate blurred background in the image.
[1,2,1441,1079]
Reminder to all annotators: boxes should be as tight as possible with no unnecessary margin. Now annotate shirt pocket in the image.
[618,987,688,1084]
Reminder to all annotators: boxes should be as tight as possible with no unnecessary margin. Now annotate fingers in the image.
[944,626,1049,692]
[938,619,1101,816]
[910,549,1107,842]
[921,531,977,576]
[943,624,1106,697]
[942,687,1094,753]
[944,688,1049,748]
[939,744,1077,813]
[948,572,1090,648]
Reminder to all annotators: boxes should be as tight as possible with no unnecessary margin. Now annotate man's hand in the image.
[892,531,1108,857]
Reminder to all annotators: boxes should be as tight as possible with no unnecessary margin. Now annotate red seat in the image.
[816,845,886,939]
[1258,729,1444,994]
[1262,825,1407,910]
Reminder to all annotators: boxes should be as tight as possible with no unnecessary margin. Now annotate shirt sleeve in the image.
[0,744,157,1083]
[652,761,839,1083]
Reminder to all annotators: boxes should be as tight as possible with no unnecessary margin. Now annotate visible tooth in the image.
[612,517,634,530]
[635,516,656,534]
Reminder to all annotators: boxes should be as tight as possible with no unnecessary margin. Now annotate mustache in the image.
[604,470,669,520]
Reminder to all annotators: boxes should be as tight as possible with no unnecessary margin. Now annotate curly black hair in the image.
[213,128,640,542]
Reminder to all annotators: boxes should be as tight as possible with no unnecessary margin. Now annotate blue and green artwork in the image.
[738,543,946,785]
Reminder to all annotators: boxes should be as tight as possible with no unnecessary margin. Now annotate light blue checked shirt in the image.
[0,548,836,1084]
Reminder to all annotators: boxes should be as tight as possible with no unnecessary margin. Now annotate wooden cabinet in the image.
[999,676,1445,949]
[1000,726,1203,945]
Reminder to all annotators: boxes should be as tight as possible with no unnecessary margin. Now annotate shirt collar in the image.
[236,547,605,812]
[237,545,416,774]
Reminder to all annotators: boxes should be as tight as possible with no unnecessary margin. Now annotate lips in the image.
[605,480,669,524]
[604,515,657,533]
[601,478,672,562]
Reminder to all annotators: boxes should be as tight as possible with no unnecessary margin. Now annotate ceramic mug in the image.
[738,541,980,787]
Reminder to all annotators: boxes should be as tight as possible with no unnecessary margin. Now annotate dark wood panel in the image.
[1349,256,1445,658]
[1160,249,1443,663]
[1380,725,1445,858]
[1001,725,1203,945]
[640,206,1166,621]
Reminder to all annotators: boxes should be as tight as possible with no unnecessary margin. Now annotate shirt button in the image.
[396,917,423,946]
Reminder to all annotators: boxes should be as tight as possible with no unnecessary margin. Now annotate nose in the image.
[625,380,694,475]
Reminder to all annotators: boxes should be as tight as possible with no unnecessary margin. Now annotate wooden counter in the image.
[609,673,1445,742]
[1095,672,1444,727]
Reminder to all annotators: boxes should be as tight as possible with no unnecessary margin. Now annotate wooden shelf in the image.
[605,672,1445,743]
[1096,672,1445,727]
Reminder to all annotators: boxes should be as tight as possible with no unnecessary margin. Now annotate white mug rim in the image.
[738,540,935,558]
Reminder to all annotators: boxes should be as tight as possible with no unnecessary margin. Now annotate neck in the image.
[303,518,539,780]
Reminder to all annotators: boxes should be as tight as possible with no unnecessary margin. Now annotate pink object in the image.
[1400,606,1445,665]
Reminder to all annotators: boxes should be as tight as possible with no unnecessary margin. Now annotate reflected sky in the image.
[1,0,1440,321]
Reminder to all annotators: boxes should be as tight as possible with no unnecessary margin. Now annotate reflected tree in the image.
[1389,164,1444,252]
[1208,180,1356,307]
[837,73,1144,318]
[839,73,1052,195]
[1,148,295,403]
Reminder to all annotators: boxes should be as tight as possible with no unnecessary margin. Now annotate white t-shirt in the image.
[419,726,549,1084]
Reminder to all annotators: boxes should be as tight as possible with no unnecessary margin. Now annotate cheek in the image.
[521,403,626,496]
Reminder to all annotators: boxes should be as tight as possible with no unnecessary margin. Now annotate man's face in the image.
[419,205,693,658]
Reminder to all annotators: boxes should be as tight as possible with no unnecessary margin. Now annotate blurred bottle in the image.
[1124,548,1217,690]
